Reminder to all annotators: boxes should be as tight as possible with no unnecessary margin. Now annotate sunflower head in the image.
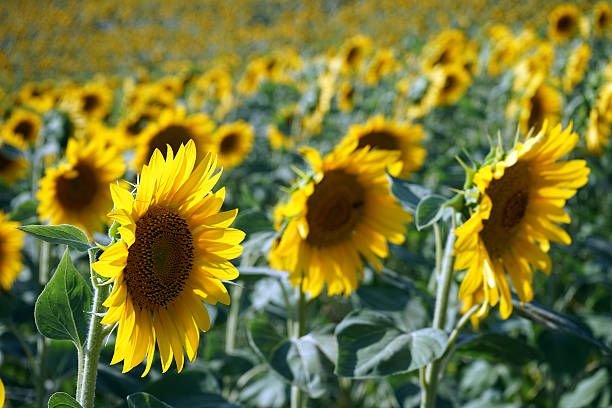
[424,64,472,107]
[208,120,254,169]
[563,43,591,93]
[132,107,215,170]
[337,81,356,112]
[594,1,612,35]
[37,138,126,239]
[16,81,56,113]
[518,75,561,136]
[0,144,29,185]
[454,122,589,326]
[2,109,42,150]
[268,143,411,297]
[587,108,611,155]
[421,29,467,73]
[339,34,373,75]
[548,4,581,43]
[92,140,244,375]
[0,211,25,291]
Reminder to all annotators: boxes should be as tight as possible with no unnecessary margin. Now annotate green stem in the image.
[225,284,243,353]
[421,213,458,408]
[76,248,108,408]
[35,241,50,408]
[291,286,307,408]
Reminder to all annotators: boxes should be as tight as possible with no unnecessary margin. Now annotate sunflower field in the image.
[1,1,612,407]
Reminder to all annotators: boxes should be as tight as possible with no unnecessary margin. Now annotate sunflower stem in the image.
[291,286,307,408]
[77,248,108,408]
[225,283,243,353]
[35,241,50,408]
[421,213,457,408]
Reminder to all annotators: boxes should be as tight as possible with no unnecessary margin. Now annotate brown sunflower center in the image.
[306,170,365,246]
[56,163,98,210]
[15,120,35,141]
[147,125,193,160]
[357,131,399,151]
[527,91,545,134]
[220,133,239,154]
[346,47,359,65]
[442,74,457,93]
[480,162,531,256]
[557,15,575,34]
[599,12,610,29]
[124,206,194,310]
[82,94,101,113]
[0,151,14,172]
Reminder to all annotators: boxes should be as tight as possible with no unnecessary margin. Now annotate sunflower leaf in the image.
[34,248,92,350]
[559,368,610,408]
[335,309,448,378]
[387,174,432,214]
[18,224,91,252]
[126,393,173,408]
[47,392,83,408]
[415,195,447,230]
[455,333,542,365]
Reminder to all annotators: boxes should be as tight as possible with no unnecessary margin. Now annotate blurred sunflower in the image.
[424,64,472,107]
[365,48,398,85]
[16,81,56,113]
[421,29,467,72]
[517,75,561,136]
[208,120,254,169]
[1,109,42,149]
[512,43,555,91]
[0,144,29,185]
[116,109,154,150]
[132,107,215,170]
[338,115,426,178]
[339,34,372,75]
[71,83,114,121]
[37,138,126,239]
[548,4,581,42]
[337,81,356,112]
[92,141,244,375]
[586,108,610,155]
[594,1,612,36]
[563,43,591,93]
[454,122,589,326]
[267,104,298,150]
[268,144,411,297]
[0,210,25,290]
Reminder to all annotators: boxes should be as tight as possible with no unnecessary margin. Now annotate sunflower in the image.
[512,43,555,92]
[92,140,244,375]
[268,143,411,297]
[423,64,472,107]
[454,122,589,326]
[132,107,215,170]
[594,2,612,36]
[421,29,467,73]
[267,104,298,150]
[0,377,4,407]
[65,83,114,122]
[586,108,610,155]
[338,115,426,179]
[517,75,562,136]
[1,109,42,150]
[37,138,126,239]
[337,81,356,112]
[207,120,254,169]
[339,34,373,75]
[365,48,398,85]
[0,144,29,185]
[563,43,591,93]
[16,81,56,113]
[0,211,25,290]
[548,4,581,43]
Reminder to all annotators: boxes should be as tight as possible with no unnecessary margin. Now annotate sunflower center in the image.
[15,120,35,141]
[220,133,239,154]
[557,15,575,33]
[528,91,544,134]
[0,151,14,172]
[442,75,457,93]
[124,206,194,310]
[346,47,359,65]
[56,163,98,210]
[82,94,100,113]
[599,12,609,28]
[147,125,193,160]
[357,131,399,151]
[480,162,531,256]
[306,170,365,246]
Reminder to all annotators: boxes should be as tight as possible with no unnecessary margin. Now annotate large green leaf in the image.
[415,195,447,230]
[248,317,337,398]
[387,175,432,214]
[48,392,82,408]
[127,393,173,408]
[559,368,609,408]
[18,224,91,252]
[34,249,92,349]
[335,310,447,378]
[455,333,542,365]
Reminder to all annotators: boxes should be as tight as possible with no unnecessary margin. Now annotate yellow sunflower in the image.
[267,104,298,151]
[548,4,582,43]
[268,144,411,297]
[92,140,244,375]
[0,211,25,290]
[563,43,591,93]
[132,107,215,170]
[337,81,356,113]
[0,144,29,185]
[16,81,56,113]
[423,64,472,107]
[37,138,126,239]
[63,83,114,122]
[1,109,42,150]
[338,115,426,179]
[594,1,612,36]
[339,34,373,75]
[365,48,398,85]
[0,376,4,407]
[454,122,589,326]
[421,29,467,73]
[517,75,562,136]
[586,108,610,155]
[207,120,254,169]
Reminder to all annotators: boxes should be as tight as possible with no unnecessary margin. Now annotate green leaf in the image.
[9,198,38,222]
[415,195,447,230]
[559,368,609,408]
[456,333,542,365]
[127,393,173,408]
[34,249,92,349]
[512,300,610,354]
[248,317,337,398]
[18,224,91,251]
[387,175,432,214]
[48,392,82,408]
[335,310,448,378]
